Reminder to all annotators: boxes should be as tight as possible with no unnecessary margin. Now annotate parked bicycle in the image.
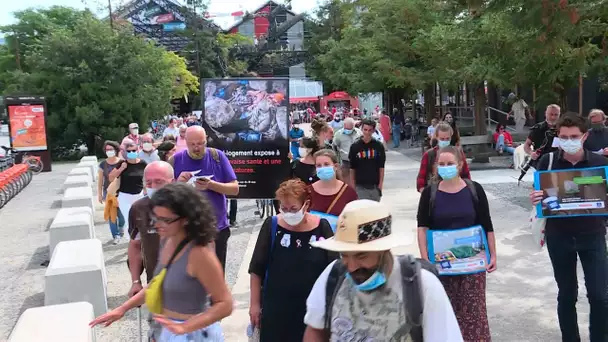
[1,146,44,174]
[0,164,32,209]
[255,199,275,219]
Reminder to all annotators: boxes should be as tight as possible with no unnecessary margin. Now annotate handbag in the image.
[145,238,190,314]
[326,183,347,214]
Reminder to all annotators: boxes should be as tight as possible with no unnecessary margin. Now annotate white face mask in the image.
[282,206,306,226]
[142,143,153,152]
[130,129,138,135]
[105,150,116,158]
[559,138,583,155]
[299,147,309,158]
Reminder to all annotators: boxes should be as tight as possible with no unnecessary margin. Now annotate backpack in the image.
[429,178,478,216]
[208,147,220,163]
[324,255,439,342]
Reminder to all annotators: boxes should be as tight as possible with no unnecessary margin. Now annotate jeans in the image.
[355,185,381,202]
[109,208,126,238]
[392,124,402,148]
[496,134,515,154]
[546,231,608,342]
[154,320,223,341]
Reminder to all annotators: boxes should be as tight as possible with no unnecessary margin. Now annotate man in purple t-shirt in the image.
[170,126,239,271]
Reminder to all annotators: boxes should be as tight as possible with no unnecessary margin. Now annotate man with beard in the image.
[303,200,462,341]
[170,126,239,272]
[523,104,561,162]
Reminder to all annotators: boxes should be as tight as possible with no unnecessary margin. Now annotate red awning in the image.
[290,97,319,103]
[325,91,351,100]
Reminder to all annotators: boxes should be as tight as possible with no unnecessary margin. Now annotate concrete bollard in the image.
[77,161,98,181]
[80,156,98,164]
[63,175,93,192]
[9,302,96,342]
[45,239,108,317]
[62,186,94,212]
[49,207,95,256]
[68,167,93,181]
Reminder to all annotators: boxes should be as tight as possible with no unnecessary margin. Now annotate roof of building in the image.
[224,0,296,33]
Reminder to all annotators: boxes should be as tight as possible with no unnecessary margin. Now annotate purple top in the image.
[172,149,237,230]
[432,188,476,230]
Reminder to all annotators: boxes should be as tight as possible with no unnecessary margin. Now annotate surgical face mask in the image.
[345,270,387,292]
[437,140,451,148]
[299,147,309,158]
[146,187,157,198]
[559,138,583,154]
[282,206,306,226]
[343,128,353,135]
[105,150,116,158]
[142,143,153,152]
[126,151,138,160]
[130,129,138,135]
[438,165,459,180]
[316,166,335,181]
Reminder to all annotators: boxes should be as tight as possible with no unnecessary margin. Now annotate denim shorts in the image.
[151,318,223,342]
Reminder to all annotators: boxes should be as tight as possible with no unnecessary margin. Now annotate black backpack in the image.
[324,255,439,342]
[428,178,479,215]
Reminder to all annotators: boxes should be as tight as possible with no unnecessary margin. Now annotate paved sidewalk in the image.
[222,150,587,342]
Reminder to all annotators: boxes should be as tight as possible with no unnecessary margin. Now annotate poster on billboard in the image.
[202,78,290,199]
[8,104,48,151]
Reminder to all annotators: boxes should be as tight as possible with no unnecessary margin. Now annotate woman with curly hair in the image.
[90,183,233,341]
[248,179,336,342]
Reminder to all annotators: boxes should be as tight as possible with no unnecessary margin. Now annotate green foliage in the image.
[0,8,198,157]
[309,0,608,107]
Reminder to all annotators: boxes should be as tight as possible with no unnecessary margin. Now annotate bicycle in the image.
[0,146,44,174]
[255,199,275,219]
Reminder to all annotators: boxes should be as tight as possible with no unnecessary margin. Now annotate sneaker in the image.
[112,237,120,245]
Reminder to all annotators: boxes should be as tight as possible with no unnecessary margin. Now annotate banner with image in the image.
[8,104,48,151]
[534,166,608,218]
[203,78,290,199]
[310,211,339,232]
[426,225,490,276]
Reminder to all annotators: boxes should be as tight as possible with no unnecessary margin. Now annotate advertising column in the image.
[202,78,290,199]
[4,95,52,171]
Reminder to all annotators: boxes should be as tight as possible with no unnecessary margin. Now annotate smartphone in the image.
[193,175,214,181]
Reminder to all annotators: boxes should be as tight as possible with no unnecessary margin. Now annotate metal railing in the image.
[486,106,516,132]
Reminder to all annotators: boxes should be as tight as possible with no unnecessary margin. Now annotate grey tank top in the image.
[154,243,209,314]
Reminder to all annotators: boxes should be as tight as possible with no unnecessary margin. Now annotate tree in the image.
[2,8,198,157]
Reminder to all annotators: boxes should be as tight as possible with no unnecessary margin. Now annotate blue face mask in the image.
[343,129,353,135]
[438,165,459,180]
[146,187,157,198]
[316,166,335,181]
[345,270,387,292]
[437,140,451,148]
[126,151,138,160]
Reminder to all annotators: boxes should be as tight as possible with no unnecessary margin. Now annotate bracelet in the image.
[132,280,141,284]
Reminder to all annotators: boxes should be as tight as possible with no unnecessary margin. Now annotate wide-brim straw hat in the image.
[311,199,409,252]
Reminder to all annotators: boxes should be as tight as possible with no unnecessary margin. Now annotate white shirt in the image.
[511,99,528,119]
[304,258,463,342]
[163,126,179,138]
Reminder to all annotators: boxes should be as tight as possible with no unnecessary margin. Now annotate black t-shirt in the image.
[536,150,607,235]
[118,160,147,194]
[291,160,318,185]
[348,138,386,187]
[527,121,558,155]
[583,127,608,153]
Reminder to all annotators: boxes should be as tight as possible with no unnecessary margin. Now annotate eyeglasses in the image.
[150,215,181,225]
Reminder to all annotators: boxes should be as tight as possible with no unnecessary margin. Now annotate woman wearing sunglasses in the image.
[108,139,146,240]
[90,183,232,341]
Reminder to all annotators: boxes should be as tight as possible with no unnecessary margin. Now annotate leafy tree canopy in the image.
[1,7,198,156]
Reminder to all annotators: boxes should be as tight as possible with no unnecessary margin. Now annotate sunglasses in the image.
[126,149,138,153]
[150,215,181,225]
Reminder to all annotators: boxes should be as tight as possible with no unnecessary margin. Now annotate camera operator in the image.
[523,104,561,163]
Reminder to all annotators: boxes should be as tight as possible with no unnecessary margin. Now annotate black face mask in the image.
[348,267,376,284]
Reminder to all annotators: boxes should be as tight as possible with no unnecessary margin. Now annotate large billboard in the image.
[202,78,290,199]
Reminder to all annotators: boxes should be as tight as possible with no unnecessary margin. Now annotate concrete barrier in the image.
[68,167,93,181]
[49,207,95,255]
[63,175,93,192]
[9,302,96,342]
[62,186,94,212]
[45,239,108,317]
[81,156,98,164]
[77,161,98,181]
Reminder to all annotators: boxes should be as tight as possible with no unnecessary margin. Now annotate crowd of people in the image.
[86,103,607,342]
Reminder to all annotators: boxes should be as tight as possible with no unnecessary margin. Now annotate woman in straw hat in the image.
[304,199,462,341]
[248,179,336,342]
[417,145,497,341]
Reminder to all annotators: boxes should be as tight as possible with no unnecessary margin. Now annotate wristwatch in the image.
[132,280,141,284]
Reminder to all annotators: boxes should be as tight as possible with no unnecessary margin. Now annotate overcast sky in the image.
[0,0,319,29]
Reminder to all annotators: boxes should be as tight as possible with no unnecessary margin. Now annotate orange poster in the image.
[8,105,48,151]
